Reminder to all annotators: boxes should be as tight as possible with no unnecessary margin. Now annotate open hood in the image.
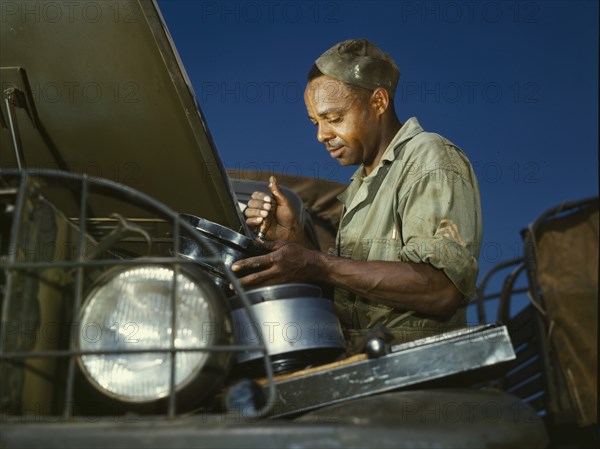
[0,0,244,231]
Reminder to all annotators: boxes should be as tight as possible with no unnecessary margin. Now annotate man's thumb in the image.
[269,176,286,203]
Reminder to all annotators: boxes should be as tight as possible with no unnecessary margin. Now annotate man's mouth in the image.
[327,145,345,158]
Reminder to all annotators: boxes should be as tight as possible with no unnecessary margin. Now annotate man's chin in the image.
[336,161,361,170]
[336,156,359,166]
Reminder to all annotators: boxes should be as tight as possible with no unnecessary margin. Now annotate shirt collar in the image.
[349,117,424,182]
[380,117,424,163]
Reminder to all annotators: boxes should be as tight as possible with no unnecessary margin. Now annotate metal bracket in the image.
[3,86,28,169]
[1,67,40,169]
[93,213,153,258]
[263,324,516,418]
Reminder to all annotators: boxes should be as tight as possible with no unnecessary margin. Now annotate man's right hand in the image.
[244,175,306,244]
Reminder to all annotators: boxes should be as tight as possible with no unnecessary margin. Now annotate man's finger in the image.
[245,216,264,226]
[246,198,262,209]
[247,198,271,211]
[236,267,276,288]
[244,207,268,219]
[251,191,270,201]
[231,254,271,272]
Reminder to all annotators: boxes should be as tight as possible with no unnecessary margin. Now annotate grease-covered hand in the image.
[244,176,305,243]
[231,240,323,288]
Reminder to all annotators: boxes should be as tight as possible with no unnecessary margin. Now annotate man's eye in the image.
[328,117,342,124]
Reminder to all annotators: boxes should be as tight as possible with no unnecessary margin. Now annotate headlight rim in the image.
[75,263,233,406]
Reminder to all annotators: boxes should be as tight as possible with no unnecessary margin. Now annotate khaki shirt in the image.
[334,117,482,343]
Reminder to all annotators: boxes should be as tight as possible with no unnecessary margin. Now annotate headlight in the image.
[77,265,232,406]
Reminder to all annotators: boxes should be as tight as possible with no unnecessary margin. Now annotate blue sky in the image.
[157,0,599,324]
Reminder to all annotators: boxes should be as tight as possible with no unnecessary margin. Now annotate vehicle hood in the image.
[0,0,244,231]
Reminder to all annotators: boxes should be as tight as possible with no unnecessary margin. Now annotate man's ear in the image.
[370,87,390,115]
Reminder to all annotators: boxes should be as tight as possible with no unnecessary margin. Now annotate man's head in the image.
[304,39,400,173]
[313,39,400,98]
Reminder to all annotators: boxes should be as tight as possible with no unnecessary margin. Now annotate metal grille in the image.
[0,169,276,419]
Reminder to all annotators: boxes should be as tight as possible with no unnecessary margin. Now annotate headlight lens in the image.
[77,265,217,403]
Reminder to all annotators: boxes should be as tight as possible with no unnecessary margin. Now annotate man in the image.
[231,39,482,344]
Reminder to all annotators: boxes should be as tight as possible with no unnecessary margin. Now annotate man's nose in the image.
[317,122,333,143]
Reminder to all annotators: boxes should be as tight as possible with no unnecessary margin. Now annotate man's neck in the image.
[364,114,402,175]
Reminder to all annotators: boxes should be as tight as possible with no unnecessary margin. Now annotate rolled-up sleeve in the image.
[399,162,482,300]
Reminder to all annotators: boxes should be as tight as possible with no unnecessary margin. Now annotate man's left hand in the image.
[231,241,322,288]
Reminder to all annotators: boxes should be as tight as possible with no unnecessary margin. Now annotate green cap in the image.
[315,39,400,98]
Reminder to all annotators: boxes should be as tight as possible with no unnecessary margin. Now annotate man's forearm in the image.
[314,252,463,318]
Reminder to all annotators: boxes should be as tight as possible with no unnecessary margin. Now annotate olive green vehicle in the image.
[0,2,596,448]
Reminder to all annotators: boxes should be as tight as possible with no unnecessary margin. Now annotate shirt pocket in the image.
[360,238,403,261]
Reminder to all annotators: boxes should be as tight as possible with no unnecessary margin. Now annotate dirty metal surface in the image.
[266,325,515,418]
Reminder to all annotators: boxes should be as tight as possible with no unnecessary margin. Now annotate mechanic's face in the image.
[304,76,380,171]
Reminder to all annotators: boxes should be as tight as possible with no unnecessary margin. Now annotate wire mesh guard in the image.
[0,169,276,420]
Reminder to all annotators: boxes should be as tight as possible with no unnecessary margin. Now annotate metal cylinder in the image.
[232,294,344,366]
